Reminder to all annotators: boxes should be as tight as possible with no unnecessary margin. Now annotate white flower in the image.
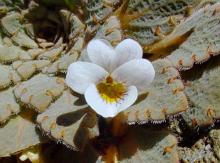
[66,39,155,118]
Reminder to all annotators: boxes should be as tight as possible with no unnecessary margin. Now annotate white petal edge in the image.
[87,39,116,72]
[85,84,138,118]
[112,59,155,93]
[66,61,108,94]
[114,39,143,68]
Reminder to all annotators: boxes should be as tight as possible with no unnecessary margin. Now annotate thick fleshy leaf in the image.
[11,30,38,48]
[209,129,220,160]
[87,39,116,72]
[85,84,138,118]
[44,37,84,75]
[0,111,45,157]
[14,74,66,113]
[167,3,220,70]
[95,16,122,46]
[0,46,31,64]
[37,90,99,150]
[181,56,220,127]
[0,87,20,124]
[84,0,121,33]
[118,127,179,163]
[178,129,220,162]
[37,45,64,61]
[123,59,188,123]
[1,12,22,35]
[69,13,85,40]
[112,59,155,93]
[1,12,38,48]
[0,64,21,89]
[66,61,108,94]
[12,60,50,80]
[44,52,79,74]
[118,0,202,53]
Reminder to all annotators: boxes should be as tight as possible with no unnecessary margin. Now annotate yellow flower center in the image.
[96,76,126,103]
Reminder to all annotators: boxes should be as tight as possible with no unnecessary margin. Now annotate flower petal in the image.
[112,59,155,93]
[66,62,108,94]
[117,85,138,113]
[85,84,117,117]
[87,39,116,72]
[114,39,143,67]
[85,84,138,118]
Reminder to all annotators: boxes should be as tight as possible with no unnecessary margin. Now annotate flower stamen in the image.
[97,76,126,103]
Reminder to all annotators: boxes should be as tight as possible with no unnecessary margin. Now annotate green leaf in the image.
[0,87,20,124]
[182,56,220,127]
[0,111,45,157]
[0,64,21,89]
[37,90,99,150]
[85,0,120,33]
[178,133,219,162]
[118,0,202,53]
[118,127,179,163]
[167,3,220,70]
[95,16,122,46]
[14,74,66,113]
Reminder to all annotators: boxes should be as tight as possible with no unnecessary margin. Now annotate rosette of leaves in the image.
[165,3,220,128]
[0,0,220,162]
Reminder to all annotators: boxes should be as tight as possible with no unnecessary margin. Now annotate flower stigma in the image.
[96,76,126,103]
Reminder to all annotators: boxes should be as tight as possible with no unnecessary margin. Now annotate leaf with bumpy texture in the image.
[11,30,38,48]
[0,45,31,64]
[43,36,84,75]
[182,56,220,127]
[0,87,20,124]
[85,0,120,33]
[209,129,220,160]
[1,12,22,35]
[12,60,51,80]
[14,74,66,113]
[0,111,44,157]
[178,139,219,163]
[167,3,220,70]
[118,127,179,163]
[37,45,64,61]
[118,0,202,52]
[37,90,99,150]
[44,52,79,75]
[95,16,122,46]
[69,13,85,40]
[1,12,38,48]
[0,64,21,89]
[123,59,188,124]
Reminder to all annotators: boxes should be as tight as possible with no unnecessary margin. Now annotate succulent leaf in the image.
[44,52,79,75]
[178,129,220,162]
[0,111,45,157]
[167,3,220,70]
[95,16,122,46]
[0,64,21,89]
[0,45,32,64]
[14,74,66,113]
[118,127,179,163]
[0,87,20,124]
[118,0,202,53]
[37,90,99,150]
[85,0,120,33]
[182,56,220,127]
[12,60,51,80]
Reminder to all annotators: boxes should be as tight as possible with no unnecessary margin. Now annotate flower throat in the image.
[96,76,126,103]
